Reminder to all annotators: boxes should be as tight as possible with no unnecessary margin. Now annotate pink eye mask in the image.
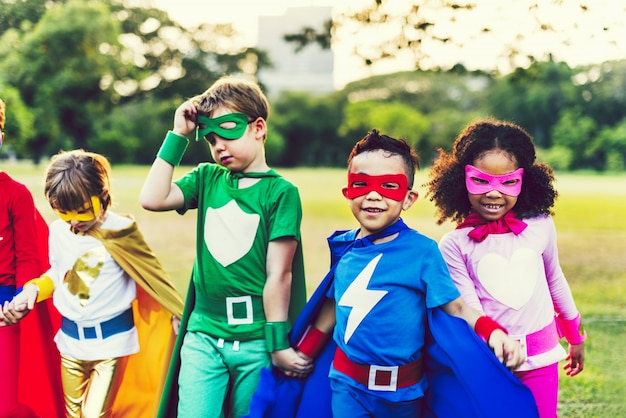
[342,173,409,201]
[465,165,524,196]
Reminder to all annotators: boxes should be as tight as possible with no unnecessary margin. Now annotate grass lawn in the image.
[7,161,626,416]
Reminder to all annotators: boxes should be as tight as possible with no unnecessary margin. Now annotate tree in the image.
[576,60,626,128]
[0,0,120,160]
[487,60,579,148]
[0,0,271,162]
[551,109,597,170]
[285,0,619,75]
[339,100,431,157]
[0,0,65,34]
[271,91,344,167]
[0,84,35,159]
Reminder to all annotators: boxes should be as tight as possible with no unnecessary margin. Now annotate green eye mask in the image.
[195,113,250,141]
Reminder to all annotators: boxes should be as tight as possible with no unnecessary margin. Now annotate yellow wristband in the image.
[24,276,54,302]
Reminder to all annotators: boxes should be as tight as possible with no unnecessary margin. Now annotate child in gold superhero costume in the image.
[6,149,184,418]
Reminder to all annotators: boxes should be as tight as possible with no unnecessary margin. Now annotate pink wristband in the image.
[475,316,508,342]
[555,312,587,344]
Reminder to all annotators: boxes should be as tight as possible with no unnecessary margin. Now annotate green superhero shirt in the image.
[175,163,306,341]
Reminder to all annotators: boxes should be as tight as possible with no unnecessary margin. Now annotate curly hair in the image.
[347,129,420,189]
[424,118,557,225]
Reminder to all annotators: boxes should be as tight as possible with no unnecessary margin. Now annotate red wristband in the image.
[296,325,330,358]
[475,316,508,342]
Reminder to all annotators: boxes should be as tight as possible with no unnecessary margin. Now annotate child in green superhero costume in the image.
[140,76,310,418]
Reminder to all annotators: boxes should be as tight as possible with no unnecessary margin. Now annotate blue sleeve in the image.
[421,240,461,309]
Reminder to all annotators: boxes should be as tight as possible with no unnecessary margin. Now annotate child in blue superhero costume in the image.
[291,129,526,418]
[140,76,310,418]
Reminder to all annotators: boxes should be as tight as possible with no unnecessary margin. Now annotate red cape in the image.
[16,210,64,418]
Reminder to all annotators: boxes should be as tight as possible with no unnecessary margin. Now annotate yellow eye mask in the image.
[55,196,102,222]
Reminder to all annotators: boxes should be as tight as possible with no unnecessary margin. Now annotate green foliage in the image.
[339,100,430,155]
[552,110,598,169]
[488,60,580,148]
[271,91,345,167]
[1,1,626,171]
[0,0,270,163]
[1,0,120,159]
[0,0,64,34]
[0,84,34,158]
[537,146,574,171]
[593,120,626,171]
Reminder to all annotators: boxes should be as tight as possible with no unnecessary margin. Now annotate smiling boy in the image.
[291,129,526,418]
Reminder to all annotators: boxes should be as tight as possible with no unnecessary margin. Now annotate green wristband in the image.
[264,321,291,352]
[157,131,189,166]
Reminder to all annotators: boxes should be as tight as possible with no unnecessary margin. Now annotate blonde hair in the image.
[0,99,5,130]
[44,149,112,213]
[191,76,270,122]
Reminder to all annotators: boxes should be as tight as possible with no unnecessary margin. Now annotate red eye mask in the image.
[342,173,409,201]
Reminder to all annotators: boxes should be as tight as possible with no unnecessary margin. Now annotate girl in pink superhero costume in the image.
[425,118,586,418]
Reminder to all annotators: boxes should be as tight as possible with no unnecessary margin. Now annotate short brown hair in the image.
[44,149,113,213]
[347,129,420,189]
[191,76,270,122]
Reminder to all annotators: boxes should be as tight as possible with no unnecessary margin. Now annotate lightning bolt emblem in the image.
[338,253,387,344]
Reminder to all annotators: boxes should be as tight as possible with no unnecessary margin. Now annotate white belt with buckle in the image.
[368,365,399,391]
[226,295,254,325]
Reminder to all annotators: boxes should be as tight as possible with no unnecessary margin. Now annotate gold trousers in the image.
[61,354,128,418]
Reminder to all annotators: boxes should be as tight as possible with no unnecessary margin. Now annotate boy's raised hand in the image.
[173,101,198,137]
[488,329,526,369]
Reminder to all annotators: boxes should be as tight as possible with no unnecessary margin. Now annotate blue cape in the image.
[245,227,539,418]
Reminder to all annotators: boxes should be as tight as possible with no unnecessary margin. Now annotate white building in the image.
[257,7,334,97]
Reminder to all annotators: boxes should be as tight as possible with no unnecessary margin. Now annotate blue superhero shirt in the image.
[328,227,461,402]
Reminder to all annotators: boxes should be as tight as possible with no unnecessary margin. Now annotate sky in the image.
[151,0,626,88]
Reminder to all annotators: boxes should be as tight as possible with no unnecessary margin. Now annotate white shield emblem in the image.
[204,200,260,267]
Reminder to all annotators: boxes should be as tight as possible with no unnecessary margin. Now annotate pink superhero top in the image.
[439,214,578,371]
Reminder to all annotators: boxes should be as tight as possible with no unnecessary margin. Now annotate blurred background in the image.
[1,0,626,172]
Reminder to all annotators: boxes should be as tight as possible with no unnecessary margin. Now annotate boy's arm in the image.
[263,237,297,324]
[140,101,195,211]
[441,297,526,369]
[264,237,313,376]
[294,298,335,360]
[139,159,185,211]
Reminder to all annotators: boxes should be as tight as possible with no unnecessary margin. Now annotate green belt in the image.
[194,295,265,325]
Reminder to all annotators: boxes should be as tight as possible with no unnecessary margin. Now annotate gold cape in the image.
[86,216,184,418]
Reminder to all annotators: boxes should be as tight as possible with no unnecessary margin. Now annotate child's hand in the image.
[173,101,198,137]
[1,300,31,325]
[488,329,526,369]
[0,303,10,326]
[563,342,584,376]
[0,283,39,325]
[270,347,314,378]
[13,283,39,311]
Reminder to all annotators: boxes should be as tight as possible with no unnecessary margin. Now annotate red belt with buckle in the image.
[333,347,423,391]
